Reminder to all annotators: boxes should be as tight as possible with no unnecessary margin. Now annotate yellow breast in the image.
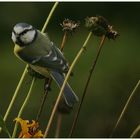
[14,44,49,78]
[29,64,50,77]
[14,44,26,62]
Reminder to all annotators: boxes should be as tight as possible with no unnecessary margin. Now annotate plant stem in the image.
[36,30,68,137]
[110,80,140,137]
[41,2,59,33]
[0,2,59,132]
[55,113,62,138]
[69,35,106,137]
[4,65,28,122]
[36,78,52,121]
[130,124,140,138]
[53,31,67,137]
[12,77,35,138]
[43,32,92,138]
[53,31,68,137]
[60,31,67,51]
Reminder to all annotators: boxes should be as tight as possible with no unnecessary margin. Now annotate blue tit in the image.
[11,23,79,107]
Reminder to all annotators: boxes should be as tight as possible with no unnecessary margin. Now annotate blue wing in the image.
[18,41,69,74]
[32,43,69,73]
[51,71,79,107]
[16,33,79,107]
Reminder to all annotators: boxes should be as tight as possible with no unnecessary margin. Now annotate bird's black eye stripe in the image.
[12,30,16,35]
[19,28,33,36]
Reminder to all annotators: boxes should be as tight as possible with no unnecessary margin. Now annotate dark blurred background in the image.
[0,2,140,138]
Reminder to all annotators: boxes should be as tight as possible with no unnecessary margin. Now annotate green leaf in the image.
[0,115,11,138]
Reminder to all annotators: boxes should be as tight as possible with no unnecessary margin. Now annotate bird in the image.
[11,22,79,107]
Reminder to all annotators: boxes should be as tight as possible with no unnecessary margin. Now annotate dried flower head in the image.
[60,19,80,32]
[14,118,43,138]
[85,16,108,36]
[106,25,119,40]
[85,15,119,39]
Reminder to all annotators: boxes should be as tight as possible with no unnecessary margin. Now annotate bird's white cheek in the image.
[11,32,16,43]
[20,30,35,44]
[20,35,29,44]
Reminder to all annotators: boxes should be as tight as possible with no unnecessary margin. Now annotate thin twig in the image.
[130,124,140,138]
[69,35,106,137]
[3,65,28,122]
[43,32,92,138]
[12,77,36,138]
[0,65,28,133]
[55,113,62,138]
[53,31,68,137]
[41,2,59,33]
[36,78,52,121]
[60,31,67,51]
[110,80,140,137]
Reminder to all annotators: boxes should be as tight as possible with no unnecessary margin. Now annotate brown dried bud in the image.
[60,19,80,32]
[85,16,108,36]
[85,15,119,40]
[106,25,119,40]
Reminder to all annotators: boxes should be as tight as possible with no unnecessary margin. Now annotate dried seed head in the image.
[85,15,119,40]
[106,25,119,40]
[85,16,108,36]
[60,19,80,32]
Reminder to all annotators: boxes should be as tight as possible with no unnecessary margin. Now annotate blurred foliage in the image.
[0,2,140,138]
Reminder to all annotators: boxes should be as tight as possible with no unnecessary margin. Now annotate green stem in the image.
[43,32,92,138]
[130,124,140,138]
[4,65,28,122]
[110,80,140,137]
[12,77,35,138]
[0,2,59,133]
[41,2,59,33]
[69,35,106,137]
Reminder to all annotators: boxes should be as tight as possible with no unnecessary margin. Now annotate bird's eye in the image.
[19,29,29,36]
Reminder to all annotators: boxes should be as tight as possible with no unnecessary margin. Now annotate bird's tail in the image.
[50,71,79,107]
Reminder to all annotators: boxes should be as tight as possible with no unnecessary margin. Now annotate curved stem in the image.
[3,65,28,122]
[41,2,59,33]
[60,31,67,51]
[43,32,92,138]
[12,77,35,138]
[69,35,106,137]
[110,80,140,137]
[130,124,140,138]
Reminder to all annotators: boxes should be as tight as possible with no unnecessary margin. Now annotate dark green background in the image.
[0,2,140,138]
